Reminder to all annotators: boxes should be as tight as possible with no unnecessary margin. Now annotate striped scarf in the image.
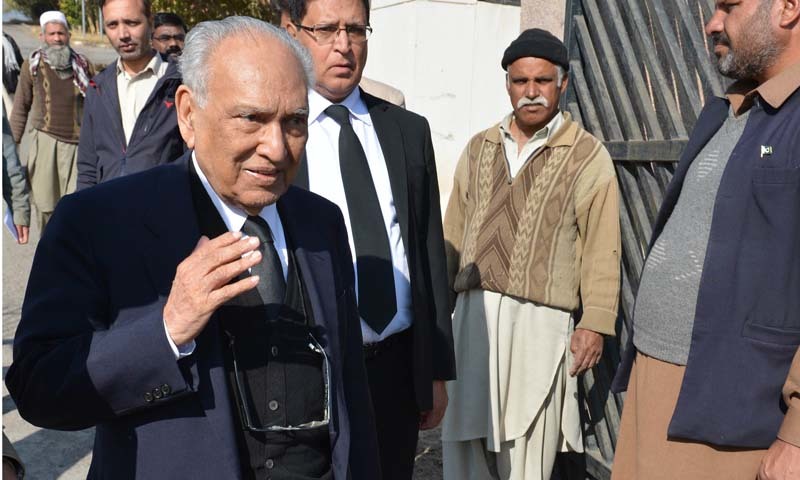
[28,47,91,97]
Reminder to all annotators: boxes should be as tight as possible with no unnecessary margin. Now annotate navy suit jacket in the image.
[6,153,380,479]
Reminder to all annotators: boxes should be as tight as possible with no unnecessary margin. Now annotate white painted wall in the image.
[364,0,521,207]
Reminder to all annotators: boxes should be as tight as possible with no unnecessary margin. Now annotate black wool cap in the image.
[501,28,570,71]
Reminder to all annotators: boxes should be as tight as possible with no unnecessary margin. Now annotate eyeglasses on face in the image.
[152,33,185,42]
[294,23,372,45]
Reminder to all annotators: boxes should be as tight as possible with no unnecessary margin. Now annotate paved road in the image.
[3,217,95,479]
[1,21,445,479]
[2,22,105,479]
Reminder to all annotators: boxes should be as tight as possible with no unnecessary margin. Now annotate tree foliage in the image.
[7,0,59,21]
[150,0,274,27]
[7,0,274,37]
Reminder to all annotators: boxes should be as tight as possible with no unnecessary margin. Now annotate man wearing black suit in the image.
[281,0,456,477]
[6,17,379,480]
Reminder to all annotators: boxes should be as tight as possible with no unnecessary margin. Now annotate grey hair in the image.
[556,65,566,85]
[179,16,314,107]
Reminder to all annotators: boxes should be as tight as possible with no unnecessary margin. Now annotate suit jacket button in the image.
[271,346,279,357]
[144,392,153,403]
[153,388,163,399]
[268,400,279,411]
[265,459,274,469]
[161,384,171,395]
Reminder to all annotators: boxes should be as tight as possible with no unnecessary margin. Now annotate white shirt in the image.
[499,111,564,178]
[305,88,413,344]
[164,153,289,358]
[116,52,168,145]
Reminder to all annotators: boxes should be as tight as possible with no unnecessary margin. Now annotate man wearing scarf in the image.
[9,11,93,232]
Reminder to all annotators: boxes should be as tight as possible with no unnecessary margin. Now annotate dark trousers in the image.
[364,329,419,480]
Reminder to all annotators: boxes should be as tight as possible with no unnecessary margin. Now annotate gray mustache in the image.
[517,96,549,109]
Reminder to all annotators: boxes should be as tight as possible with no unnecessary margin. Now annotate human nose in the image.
[525,81,538,99]
[332,27,351,52]
[705,9,724,37]
[256,123,288,162]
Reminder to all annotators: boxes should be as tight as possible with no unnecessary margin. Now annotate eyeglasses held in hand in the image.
[294,23,372,45]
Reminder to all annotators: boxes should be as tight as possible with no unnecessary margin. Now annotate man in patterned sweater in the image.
[10,11,93,232]
[441,28,621,480]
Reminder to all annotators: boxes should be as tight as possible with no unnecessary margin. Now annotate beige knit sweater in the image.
[443,113,621,335]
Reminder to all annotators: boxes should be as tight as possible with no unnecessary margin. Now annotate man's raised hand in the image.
[163,232,262,346]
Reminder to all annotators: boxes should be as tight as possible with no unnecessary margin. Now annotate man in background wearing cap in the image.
[77,0,183,190]
[9,11,93,232]
[441,28,621,479]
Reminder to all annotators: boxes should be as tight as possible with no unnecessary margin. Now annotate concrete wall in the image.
[364,0,521,207]
[520,0,566,39]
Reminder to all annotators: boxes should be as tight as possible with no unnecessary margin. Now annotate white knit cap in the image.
[39,11,68,29]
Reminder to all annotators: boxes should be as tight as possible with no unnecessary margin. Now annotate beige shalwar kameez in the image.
[442,290,582,480]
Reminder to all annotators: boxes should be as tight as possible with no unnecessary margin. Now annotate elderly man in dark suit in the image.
[6,16,379,480]
[278,0,456,478]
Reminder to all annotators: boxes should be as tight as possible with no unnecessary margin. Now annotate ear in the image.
[175,85,196,149]
[285,20,299,38]
[778,0,800,27]
[559,74,569,95]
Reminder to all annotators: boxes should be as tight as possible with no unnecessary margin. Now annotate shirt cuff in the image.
[163,319,196,360]
[576,306,617,336]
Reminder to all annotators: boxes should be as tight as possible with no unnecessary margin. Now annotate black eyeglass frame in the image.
[226,330,332,433]
[152,33,186,42]
[294,23,373,44]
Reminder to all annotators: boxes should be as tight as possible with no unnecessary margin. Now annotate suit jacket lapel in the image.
[277,192,341,447]
[363,90,411,250]
[139,152,242,476]
[140,152,199,294]
[294,151,310,190]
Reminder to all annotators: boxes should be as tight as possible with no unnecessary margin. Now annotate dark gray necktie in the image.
[325,104,397,333]
[241,215,286,317]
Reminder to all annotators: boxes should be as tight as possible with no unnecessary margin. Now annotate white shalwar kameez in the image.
[442,289,583,480]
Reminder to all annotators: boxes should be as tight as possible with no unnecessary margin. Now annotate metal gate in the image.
[562,1,727,478]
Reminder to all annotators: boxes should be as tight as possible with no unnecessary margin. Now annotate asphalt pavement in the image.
[2,21,108,479]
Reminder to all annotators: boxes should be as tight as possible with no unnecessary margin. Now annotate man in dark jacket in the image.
[612,1,800,479]
[76,0,183,190]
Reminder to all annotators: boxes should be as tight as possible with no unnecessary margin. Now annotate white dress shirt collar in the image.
[309,87,373,126]
[191,152,288,279]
